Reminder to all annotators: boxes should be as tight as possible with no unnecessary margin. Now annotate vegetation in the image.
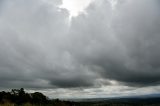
[0,88,160,106]
[0,88,74,106]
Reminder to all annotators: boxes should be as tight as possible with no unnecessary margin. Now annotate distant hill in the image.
[68,94,160,105]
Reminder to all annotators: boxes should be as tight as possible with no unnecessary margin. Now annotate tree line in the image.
[0,88,75,106]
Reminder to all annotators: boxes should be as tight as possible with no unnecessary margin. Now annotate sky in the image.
[0,0,160,99]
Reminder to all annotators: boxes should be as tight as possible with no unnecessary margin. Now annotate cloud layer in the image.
[0,0,160,97]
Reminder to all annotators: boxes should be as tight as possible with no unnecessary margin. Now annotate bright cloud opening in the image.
[60,0,93,17]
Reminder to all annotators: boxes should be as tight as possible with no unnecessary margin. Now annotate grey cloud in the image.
[50,77,93,88]
[0,0,97,89]
[0,0,160,91]
[67,0,160,86]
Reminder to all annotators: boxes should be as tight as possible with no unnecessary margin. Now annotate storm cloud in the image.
[0,0,160,97]
[67,0,160,86]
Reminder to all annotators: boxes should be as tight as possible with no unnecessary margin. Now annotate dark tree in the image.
[31,92,47,104]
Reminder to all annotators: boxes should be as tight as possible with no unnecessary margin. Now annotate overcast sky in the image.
[0,0,160,98]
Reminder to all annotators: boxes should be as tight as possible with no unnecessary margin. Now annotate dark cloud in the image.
[50,77,94,88]
[0,0,160,93]
[103,0,160,86]
[0,0,97,89]
[67,0,160,86]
